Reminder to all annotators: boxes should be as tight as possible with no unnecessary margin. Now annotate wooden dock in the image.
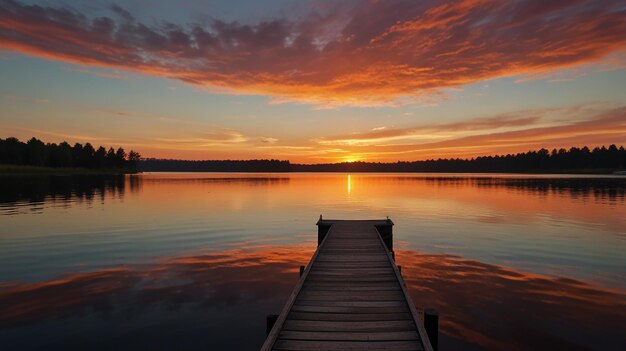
[261,218,434,351]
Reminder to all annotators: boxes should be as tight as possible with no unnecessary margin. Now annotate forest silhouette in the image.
[141,145,626,173]
[2,137,625,173]
[0,137,140,171]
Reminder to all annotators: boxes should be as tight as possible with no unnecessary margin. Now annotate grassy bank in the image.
[0,164,136,175]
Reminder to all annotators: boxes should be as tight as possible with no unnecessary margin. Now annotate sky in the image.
[1,0,625,163]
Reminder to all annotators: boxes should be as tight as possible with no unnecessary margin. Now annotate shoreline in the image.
[138,168,622,175]
[2,164,623,176]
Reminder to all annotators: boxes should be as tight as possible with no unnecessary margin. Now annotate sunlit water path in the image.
[1,173,625,350]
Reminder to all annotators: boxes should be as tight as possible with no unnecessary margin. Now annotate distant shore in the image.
[2,164,623,175]
[0,164,137,175]
[0,164,617,176]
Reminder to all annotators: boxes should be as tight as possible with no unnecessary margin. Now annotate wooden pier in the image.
[261,218,434,351]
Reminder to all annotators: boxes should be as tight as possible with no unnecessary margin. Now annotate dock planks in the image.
[261,219,433,351]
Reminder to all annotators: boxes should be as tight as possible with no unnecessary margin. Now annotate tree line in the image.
[0,137,141,171]
[293,145,626,173]
[5,137,623,173]
[140,145,626,173]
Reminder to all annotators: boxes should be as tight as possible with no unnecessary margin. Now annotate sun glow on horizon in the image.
[343,156,363,163]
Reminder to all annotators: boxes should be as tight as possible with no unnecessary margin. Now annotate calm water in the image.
[1,173,625,350]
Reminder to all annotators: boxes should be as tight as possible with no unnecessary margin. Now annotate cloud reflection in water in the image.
[398,250,626,351]
[1,243,625,350]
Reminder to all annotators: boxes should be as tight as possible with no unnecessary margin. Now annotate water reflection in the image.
[1,173,625,285]
[139,175,290,185]
[1,244,624,351]
[2,173,624,216]
[0,243,315,350]
[1,173,625,350]
[397,250,626,350]
[0,175,142,215]
[409,176,626,201]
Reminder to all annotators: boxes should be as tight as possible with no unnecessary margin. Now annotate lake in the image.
[1,173,625,350]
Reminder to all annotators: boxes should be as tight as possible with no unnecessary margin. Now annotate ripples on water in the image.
[0,173,625,350]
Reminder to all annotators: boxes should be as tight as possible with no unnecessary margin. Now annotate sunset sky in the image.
[1,0,625,163]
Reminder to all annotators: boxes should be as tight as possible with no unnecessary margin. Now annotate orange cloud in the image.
[0,0,625,106]
[318,111,546,146]
[314,106,626,161]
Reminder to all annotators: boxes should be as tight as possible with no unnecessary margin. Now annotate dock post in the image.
[266,314,279,336]
[299,265,305,277]
[424,308,439,351]
[316,216,331,246]
[375,218,394,251]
